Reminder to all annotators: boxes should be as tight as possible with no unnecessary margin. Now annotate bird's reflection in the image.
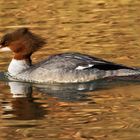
[3,80,99,120]
[1,75,140,120]
[3,81,104,120]
[9,96,46,120]
[2,82,47,120]
[9,81,97,101]
[9,82,32,98]
[6,76,140,101]
[3,80,107,120]
[33,80,105,102]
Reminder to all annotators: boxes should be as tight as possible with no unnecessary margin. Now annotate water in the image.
[0,0,140,139]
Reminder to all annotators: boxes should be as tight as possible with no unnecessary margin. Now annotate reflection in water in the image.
[1,78,139,121]
[3,96,47,120]
[7,80,101,101]
[1,81,96,120]
[2,82,47,120]
[9,82,32,98]
[1,79,110,120]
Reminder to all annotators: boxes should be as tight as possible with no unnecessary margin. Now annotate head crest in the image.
[0,28,46,54]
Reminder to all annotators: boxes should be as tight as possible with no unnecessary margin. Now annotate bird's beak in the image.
[0,46,11,52]
[0,41,11,51]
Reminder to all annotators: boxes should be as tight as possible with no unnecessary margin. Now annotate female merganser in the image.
[0,28,139,83]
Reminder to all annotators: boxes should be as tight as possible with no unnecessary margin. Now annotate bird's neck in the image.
[8,57,32,76]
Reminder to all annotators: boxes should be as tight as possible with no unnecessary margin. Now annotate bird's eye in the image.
[4,41,8,46]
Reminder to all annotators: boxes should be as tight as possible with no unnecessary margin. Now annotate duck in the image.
[0,28,139,83]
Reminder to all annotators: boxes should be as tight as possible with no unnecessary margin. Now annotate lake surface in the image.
[0,0,140,139]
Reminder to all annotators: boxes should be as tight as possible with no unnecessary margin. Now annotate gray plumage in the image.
[11,52,140,83]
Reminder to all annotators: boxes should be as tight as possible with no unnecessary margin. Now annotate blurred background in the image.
[0,0,140,140]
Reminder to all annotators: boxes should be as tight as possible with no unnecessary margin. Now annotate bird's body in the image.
[0,28,139,83]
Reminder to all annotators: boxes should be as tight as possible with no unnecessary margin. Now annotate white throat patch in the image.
[8,59,30,76]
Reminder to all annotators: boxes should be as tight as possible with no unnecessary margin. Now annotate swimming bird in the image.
[0,28,139,83]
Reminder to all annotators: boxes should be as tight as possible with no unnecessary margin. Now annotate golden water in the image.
[0,0,140,139]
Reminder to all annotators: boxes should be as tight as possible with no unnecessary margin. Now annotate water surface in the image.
[0,0,140,139]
